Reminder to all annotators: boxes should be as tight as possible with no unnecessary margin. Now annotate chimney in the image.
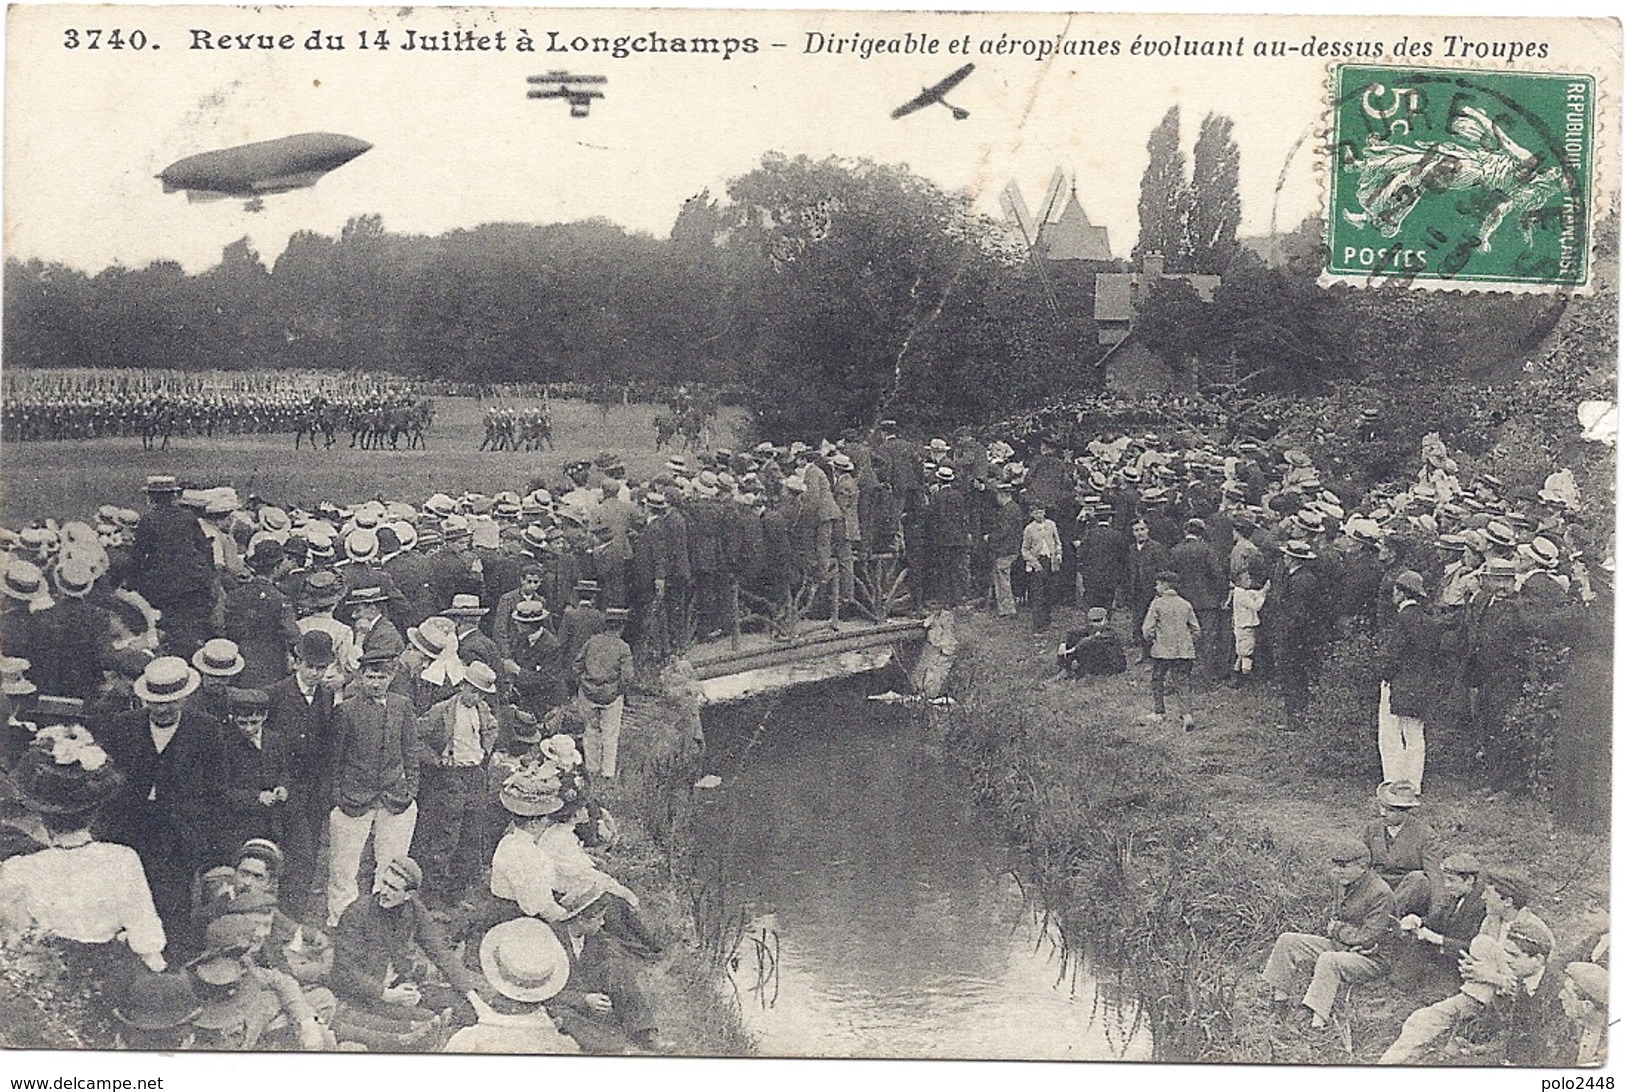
[1143,251,1165,279]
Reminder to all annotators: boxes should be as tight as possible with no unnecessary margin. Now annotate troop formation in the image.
[1,370,436,451]
[0,397,1607,1060]
[478,405,555,452]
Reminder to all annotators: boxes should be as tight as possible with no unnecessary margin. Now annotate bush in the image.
[1301,631,1382,780]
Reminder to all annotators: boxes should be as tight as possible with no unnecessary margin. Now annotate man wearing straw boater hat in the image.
[446,917,580,1053]
[98,655,218,950]
[128,474,216,660]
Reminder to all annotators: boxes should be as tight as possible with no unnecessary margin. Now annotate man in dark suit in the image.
[1394,852,1487,994]
[1271,540,1326,726]
[1170,518,1228,678]
[264,629,337,918]
[97,655,222,953]
[1125,519,1171,655]
[127,475,217,658]
[214,687,291,862]
[1072,507,1128,614]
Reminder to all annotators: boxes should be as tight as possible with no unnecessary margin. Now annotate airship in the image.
[158,132,372,211]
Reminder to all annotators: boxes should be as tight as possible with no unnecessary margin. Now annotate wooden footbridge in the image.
[679,617,932,704]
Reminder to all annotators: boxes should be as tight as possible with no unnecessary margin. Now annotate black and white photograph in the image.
[0,4,1618,1082]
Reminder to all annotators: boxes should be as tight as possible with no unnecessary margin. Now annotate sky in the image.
[3,8,1619,275]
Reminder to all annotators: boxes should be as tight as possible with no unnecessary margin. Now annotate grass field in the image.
[0,397,747,525]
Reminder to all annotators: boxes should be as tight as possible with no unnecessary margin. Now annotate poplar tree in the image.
[1186,113,1243,273]
[1132,106,1189,268]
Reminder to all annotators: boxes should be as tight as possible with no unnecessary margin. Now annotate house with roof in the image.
[1093,253,1223,394]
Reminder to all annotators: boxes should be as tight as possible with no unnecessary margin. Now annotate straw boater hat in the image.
[134,657,202,704]
[513,600,550,625]
[344,529,380,564]
[1520,537,1562,569]
[479,917,571,1004]
[142,475,182,495]
[193,639,246,679]
[1280,540,1317,561]
[445,594,488,619]
[2,559,49,605]
[113,972,202,1032]
[346,585,390,608]
[2,656,41,698]
[51,559,97,599]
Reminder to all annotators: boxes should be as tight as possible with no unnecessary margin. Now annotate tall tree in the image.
[1133,107,1189,269]
[1185,113,1242,274]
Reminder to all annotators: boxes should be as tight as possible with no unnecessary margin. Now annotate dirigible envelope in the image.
[157,132,371,203]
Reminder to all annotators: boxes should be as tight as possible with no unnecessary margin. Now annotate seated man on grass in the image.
[1261,839,1395,1030]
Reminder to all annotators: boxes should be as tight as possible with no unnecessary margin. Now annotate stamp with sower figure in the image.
[1325,65,1595,292]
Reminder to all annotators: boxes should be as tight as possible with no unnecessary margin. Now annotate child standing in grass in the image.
[1141,570,1200,730]
[1228,573,1267,682]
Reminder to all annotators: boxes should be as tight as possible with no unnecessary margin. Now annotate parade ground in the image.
[0,396,747,525]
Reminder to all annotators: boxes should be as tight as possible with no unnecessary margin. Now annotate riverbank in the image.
[947,605,1609,1064]
[0,690,752,1056]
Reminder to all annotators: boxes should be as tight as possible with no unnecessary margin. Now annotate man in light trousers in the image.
[326,649,421,927]
[1262,840,1396,1029]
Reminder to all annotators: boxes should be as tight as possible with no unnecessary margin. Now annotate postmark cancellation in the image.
[1325,64,1601,293]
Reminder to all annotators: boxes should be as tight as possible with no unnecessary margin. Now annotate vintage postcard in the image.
[0,4,1618,1083]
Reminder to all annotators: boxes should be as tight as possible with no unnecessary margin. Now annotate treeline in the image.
[4,153,1120,437]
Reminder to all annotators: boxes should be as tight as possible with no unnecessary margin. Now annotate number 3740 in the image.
[63,29,152,49]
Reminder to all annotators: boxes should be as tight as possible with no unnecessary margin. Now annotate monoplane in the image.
[526,71,608,117]
[157,132,372,212]
[891,63,975,121]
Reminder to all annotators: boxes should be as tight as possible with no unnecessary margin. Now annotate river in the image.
[690,676,1153,1060]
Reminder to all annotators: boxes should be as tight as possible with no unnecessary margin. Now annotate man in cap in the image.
[264,630,338,919]
[1057,607,1127,678]
[214,687,290,861]
[1262,840,1396,1030]
[1378,571,1436,793]
[100,655,222,950]
[326,648,421,928]
[128,475,217,659]
[412,661,501,906]
[1393,852,1486,993]
[330,856,489,1040]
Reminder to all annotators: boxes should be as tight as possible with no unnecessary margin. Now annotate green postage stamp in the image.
[1326,65,1595,291]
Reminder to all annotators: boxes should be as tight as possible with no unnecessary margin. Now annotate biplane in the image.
[526,71,608,117]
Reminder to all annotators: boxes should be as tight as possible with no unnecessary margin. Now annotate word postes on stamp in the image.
[1326,64,1595,292]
